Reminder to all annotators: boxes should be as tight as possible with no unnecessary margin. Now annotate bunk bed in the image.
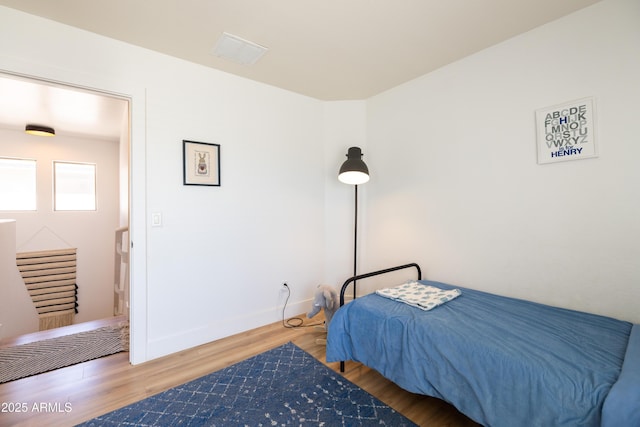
[326,263,640,427]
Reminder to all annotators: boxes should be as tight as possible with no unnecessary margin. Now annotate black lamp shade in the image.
[338,146,369,185]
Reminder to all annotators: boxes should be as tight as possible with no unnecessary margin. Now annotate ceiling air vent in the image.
[211,32,268,66]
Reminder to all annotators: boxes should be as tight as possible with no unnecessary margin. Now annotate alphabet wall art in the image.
[535,97,597,164]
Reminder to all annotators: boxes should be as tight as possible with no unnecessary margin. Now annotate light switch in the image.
[151,212,162,227]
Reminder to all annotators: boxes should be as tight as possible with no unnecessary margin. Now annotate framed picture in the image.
[535,97,597,164]
[183,140,220,186]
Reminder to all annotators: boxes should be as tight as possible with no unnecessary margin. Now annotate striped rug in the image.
[0,322,128,383]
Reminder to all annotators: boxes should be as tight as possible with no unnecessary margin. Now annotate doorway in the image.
[0,73,130,343]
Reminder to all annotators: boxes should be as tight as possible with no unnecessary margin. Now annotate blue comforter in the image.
[326,280,636,427]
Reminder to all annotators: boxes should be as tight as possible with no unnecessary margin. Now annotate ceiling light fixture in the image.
[211,32,268,66]
[25,124,55,137]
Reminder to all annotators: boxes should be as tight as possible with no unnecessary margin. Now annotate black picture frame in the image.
[183,140,220,186]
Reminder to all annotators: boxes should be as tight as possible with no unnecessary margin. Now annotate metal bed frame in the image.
[337,262,422,372]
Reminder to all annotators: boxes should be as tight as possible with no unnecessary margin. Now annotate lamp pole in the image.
[338,146,369,301]
[353,184,358,301]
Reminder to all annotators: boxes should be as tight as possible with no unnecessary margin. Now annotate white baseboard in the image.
[146,298,311,361]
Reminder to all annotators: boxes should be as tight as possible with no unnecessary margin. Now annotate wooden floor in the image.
[0,314,480,427]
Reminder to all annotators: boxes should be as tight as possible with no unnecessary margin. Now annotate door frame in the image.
[0,63,148,364]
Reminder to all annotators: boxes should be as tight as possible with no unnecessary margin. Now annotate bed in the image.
[326,263,640,427]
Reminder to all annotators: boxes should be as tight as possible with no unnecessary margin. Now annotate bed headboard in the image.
[339,263,422,306]
[336,262,421,373]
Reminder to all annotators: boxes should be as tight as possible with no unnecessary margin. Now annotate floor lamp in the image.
[338,147,369,300]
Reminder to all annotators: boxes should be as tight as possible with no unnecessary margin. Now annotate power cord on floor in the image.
[281,283,324,329]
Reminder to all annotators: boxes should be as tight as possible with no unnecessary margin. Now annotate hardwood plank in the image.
[0,314,479,427]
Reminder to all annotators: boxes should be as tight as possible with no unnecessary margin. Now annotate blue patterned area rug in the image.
[77,342,416,426]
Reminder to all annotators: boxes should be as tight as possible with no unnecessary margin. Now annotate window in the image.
[54,161,96,211]
[0,157,37,211]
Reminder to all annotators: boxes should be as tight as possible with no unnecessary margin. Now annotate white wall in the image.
[118,106,130,228]
[364,0,640,323]
[0,220,38,338]
[0,5,327,361]
[0,129,120,333]
[142,66,326,357]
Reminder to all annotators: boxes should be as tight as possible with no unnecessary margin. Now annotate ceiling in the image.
[0,0,600,139]
[0,0,600,101]
[0,74,128,140]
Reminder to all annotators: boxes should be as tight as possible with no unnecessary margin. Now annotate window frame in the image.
[53,160,97,212]
[0,156,37,211]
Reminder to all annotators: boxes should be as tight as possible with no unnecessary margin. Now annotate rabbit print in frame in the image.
[183,140,221,186]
